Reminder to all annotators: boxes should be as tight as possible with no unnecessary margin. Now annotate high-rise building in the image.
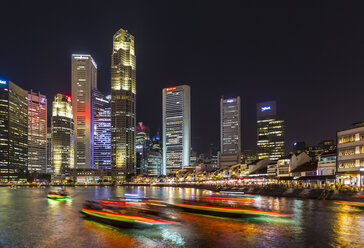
[111,28,136,179]
[162,85,191,175]
[92,90,111,169]
[220,97,241,154]
[219,97,241,168]
[46,127,52,174]
[0,79,28,182]
[257,101,285,161]
[27,91,47,173]
[51,94,74,181]
[136,122,150,175]
[71,54,97,169]
[146,136,163,176]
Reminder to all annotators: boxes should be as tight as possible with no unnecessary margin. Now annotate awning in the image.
[294,175,335,180]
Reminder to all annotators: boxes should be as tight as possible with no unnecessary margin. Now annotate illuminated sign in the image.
[226,99,234,103]
[67,96,72,102]
[166,87,176,91]
[0,80,7,85]
[41,98,46,104]
[261,106,271,112]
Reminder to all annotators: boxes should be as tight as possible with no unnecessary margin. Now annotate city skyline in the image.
[3,2,363,154]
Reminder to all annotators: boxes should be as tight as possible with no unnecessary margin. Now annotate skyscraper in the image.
[147,136,163,176]
[162,85,191,175]
[111,28,136,179]
[46,127,52,174]
[71,54,97,169]
[257,101,285,161]
[92,90,111,169]
[28,91,47,173]
[218,97,241,168]
[136,122,150,174]
[51,94,74,181]
[0,79,28,182]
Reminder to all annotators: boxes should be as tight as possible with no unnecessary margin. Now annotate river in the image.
[0,186,363,248]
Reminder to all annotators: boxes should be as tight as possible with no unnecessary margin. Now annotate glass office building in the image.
[162,85,191,175]
[0,79,28,182]
[257,101,285,161]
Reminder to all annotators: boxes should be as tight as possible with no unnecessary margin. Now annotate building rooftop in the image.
[291,161,318,173]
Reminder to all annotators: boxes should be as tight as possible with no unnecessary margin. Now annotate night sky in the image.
[1,1,364,154]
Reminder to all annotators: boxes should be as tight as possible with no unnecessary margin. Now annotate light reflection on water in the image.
[0,186,363,248]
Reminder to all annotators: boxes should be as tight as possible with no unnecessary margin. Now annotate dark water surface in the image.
[0,186,363,248]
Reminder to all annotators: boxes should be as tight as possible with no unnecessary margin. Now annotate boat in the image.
[81,199,179,228]
[171,200,293,218]
[334,201,364,208]
[47,188,70,200]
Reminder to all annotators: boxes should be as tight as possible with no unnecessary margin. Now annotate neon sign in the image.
[226,99,234,103]
[261,106,271,112]
[166,87,176,91]
[0,80,7,85]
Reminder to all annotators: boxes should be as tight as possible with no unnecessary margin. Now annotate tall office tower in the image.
[162,85,191,175]
[147,136,163,176]
[92,90,111,169]
[0,79,28,182]
[71,54,97,169]
[51,94,74,181]
[111,28,136,179]
[218,97,241,168]
[257,101,285,161]
[46,127,52,174]
[27,91,47,173]
[135,122,150,174]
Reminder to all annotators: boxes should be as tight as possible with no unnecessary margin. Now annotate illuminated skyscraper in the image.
[162,85,191,175]
[51,94,74,181]
[92,90,111,169]
[257,101,285,161]
[219,97,241,168]
[147,136,163,176]
[111,28,136,179]
[136,122,150,174]
[71,54,97,169]
[28,91,47,173]
[0,79,28,182]
[46,128,52,174]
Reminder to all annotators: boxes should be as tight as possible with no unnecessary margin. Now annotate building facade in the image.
[51,94,74,181]
[220,97,241,154]
[28,91,47,173]
[46,128,52,174]
[135,122,150,175]
[71,54,97,169]
[162,85,191,175]
[111,28,136,179]
[146,136,163,176]
[337,122,364,187]
[257,101,285,161]
[92,90,111,169]
[219,97,241,168]
[0,79,28,182]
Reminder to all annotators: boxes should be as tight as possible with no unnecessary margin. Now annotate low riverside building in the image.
[248,158,270,176]
[276,154,293,179]
[317,151,336,177]
[337,122,364,187]
[67,168,114,184]
[267,161,278,177]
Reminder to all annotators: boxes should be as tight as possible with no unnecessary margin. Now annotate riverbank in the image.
[124,183,364,202]
[3,183,364,202]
